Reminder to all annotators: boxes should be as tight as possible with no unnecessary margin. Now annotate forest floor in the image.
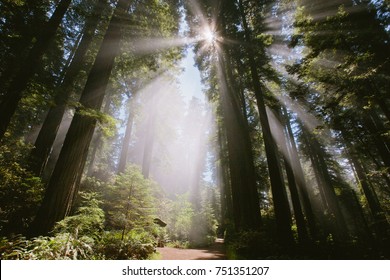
[156,238,227,260]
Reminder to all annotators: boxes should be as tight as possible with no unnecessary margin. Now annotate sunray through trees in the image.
[0,0,389,259]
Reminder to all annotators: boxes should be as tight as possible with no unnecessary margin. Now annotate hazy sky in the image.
[178,49,204,103]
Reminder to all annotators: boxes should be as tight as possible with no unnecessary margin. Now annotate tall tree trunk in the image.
[225,50,262,231]
[300,124,348,241]
[0,0,72,141]
[28,0,132,237]
[344,139,389,241]
[273,107,309,243]
[237,0,294,246]
[216,124,233,232]
[29,0,108,177]
[217,47,261,231]
[118,100,134,174]
[56,31,83,87]
[283,107,318,239]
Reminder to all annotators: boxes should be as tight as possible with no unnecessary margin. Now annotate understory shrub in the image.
[0,141,44,235]
[96,230,155,260]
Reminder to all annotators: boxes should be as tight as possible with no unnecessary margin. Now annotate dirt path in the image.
[157,238,227,260]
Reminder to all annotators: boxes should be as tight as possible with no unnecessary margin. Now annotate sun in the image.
[202,26,217,45]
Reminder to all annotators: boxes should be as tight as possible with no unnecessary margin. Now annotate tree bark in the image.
[28,0,132,237]
[237,0,294,246]
[217,48,261,231]
[216,124,233,231]
[225,49,262,231]
[29,0,108,177]
[283,107,318,239]
[0,0,72,141]
[273,107,309,243]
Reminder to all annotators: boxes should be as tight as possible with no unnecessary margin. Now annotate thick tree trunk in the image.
[225,51,262,231]
[217,48,261,231]
[28,0,132,237]
[216,125,233,232]
[29,0,108,177]
[0,0,72,141]
[237,0,294,246]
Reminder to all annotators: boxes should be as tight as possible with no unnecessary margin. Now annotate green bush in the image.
[0,141,44,235]
[166,194,194,241]
[54,191,105,239]
[0,165,164,260]
[0,233,98,260]
[99,165,159,233]
[96,230,156,260]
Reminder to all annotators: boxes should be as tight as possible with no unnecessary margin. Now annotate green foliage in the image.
[162,189,218,248]
[0,140,44,235]
[96,229,155,260]
[76,105,118,137]
[226,230,289,260]
[287,1,390,236]
[0,192,104,260]
[0,234,97,260]
[102,165,159,233]
[189,201,218,247]
[0,183,161,260]
[165,194,194,241]
[54,192,105,239]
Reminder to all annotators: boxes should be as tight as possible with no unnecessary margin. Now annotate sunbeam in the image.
[130,36,198,55]
[268,88,321,133]
[2,0,390,265]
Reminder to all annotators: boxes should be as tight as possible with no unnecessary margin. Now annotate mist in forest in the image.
[0,0,389,262]
[119,70,215,197]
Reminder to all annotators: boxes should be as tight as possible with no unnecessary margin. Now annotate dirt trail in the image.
[157,238,227,260]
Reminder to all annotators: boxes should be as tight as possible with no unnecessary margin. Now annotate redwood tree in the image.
[29,0,132,236]
[29,0,109,177]
[0,0,72,141]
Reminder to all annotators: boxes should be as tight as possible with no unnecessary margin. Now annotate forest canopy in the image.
[0,0,389,259]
